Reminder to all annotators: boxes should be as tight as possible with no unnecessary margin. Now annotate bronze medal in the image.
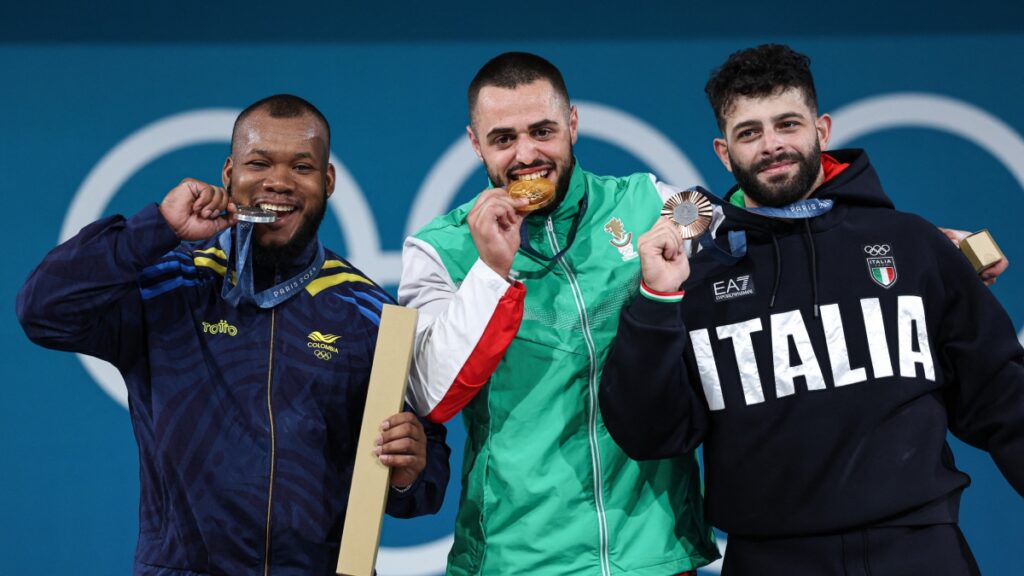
[661,190,713,239]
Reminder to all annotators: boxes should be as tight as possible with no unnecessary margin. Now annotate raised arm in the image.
[16,179,232,365]
[397,189,528,423]
[600,217,709,460]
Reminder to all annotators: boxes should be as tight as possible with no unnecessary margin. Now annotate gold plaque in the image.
[661,190,713,239]
[960,229,1005,272]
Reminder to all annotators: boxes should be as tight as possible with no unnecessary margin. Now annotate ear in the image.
[713,138,733,173]
[325,162,336,199]
[222,156,233,191]
[467,125,483,161]
[568,105,579,145]
[816,113,832,151]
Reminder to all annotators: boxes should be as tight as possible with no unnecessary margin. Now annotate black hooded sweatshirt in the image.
[600,149,1024,537]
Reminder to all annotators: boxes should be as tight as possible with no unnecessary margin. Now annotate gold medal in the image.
[661,190,713,239]
[507,178,556,212]
[235,205,278,223]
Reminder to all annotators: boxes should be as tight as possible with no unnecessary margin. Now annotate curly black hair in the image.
[705,44,818,132]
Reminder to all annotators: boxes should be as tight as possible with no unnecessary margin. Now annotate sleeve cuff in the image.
[389,474,424,499]
[630,281,685,328]
[639,279,685,303]
[467,258,524,294]
[126,203,186,266]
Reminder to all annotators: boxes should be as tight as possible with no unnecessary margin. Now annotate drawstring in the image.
[804,219,820,317]
[769,231,781,309]
[767,222,820,317]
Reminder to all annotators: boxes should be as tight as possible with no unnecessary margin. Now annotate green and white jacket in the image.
[398,163,718,575]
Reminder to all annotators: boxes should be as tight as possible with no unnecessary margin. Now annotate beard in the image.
[252,194,328,269]
[485,150,575,216]
[730,143,822,208]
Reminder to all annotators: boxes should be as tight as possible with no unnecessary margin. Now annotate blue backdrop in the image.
[3,4,1022,574]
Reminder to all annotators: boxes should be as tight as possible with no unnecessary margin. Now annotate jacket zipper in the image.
[544,217,611,576]
[263,308,278,576]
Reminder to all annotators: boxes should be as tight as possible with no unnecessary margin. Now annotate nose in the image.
[513,136,539,166]
[761,128,785,155]
[261,164,294,194]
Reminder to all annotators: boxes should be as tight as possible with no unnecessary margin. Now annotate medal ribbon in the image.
[696,195,834,266]
[517,179,589,263]
[518,192,588,262]
[744,198,834,219]
[218,223,325,308]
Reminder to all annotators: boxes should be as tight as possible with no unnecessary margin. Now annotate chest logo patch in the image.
[713,274,755,302]
[202,320,238,336]
[308,331,341,360]
[604,217,638,261]
[864,244,897,288]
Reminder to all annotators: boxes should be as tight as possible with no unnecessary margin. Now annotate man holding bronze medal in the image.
[600,44,1023,574]
[17,95,450,575]
[399,53,718,575]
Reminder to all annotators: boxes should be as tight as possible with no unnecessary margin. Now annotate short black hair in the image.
[467,52,570,125]
[231,94,331,158]
[705,44,818,132]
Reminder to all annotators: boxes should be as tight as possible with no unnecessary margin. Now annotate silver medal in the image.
[234,205,277,223]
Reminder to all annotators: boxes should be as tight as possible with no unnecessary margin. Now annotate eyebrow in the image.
[731,112,805,135]
[248,149,317,161]
[486,119,558,139]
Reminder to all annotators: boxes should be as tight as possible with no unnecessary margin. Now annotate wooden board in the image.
[337,304,418,576]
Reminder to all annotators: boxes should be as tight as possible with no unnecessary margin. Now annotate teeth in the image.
[258,203,296,213]
[517,171,549,181]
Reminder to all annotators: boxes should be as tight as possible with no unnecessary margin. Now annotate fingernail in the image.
[380,421,390,431]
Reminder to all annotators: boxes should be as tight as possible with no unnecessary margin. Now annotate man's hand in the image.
[467,188,529,281]
[638,217,691,292]
[376,412,427,490]
[159,178,235,241]
[940,228,1010,286]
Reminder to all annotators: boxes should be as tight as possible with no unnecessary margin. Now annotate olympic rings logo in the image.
[863,244,891,256]
[313,350,333,361]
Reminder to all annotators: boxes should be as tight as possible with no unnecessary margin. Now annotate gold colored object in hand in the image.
[661,190,713,239]
[508,178,556,212]
[960,229,1004,272]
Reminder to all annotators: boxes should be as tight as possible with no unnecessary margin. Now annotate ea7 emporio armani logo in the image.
[308,331,341,360]
[202,320,238,336]
[713,274,755,303]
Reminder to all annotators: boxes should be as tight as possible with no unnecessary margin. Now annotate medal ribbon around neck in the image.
[698,196,835,266]
[517,180,589,263]
[744,197,834,219]
[218,222,325,308]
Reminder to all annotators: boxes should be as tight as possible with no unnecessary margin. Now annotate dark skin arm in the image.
[375,412,427,488]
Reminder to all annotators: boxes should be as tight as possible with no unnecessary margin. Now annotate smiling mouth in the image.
[257,202,297,215]
[514,170,550,181]
[759,161,794,175]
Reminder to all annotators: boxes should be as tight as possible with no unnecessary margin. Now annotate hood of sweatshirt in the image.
[698,149,894,315]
